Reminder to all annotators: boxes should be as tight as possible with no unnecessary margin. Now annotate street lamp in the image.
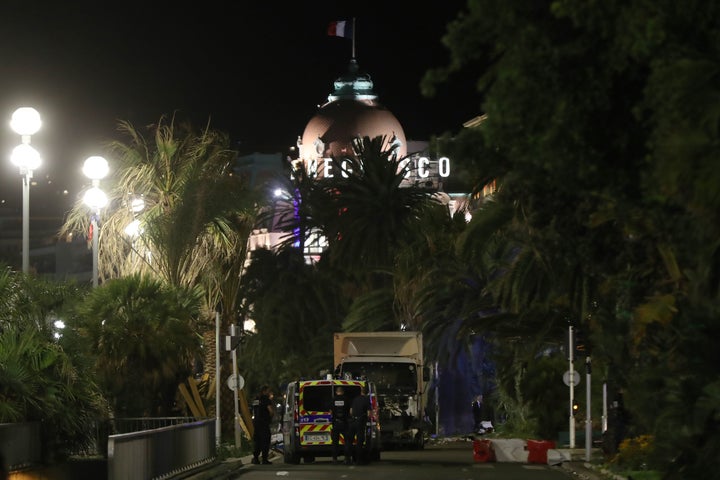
[83,156,109,287]
[9,107,42,273]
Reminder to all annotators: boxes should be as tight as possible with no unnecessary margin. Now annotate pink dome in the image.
[299,59,407,161]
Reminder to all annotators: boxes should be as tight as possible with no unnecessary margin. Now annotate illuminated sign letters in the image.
[299,156,450,181]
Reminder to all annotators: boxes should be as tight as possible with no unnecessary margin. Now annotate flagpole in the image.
[352,17,356,59]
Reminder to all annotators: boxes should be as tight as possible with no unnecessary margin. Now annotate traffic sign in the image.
[563,370,580,386]
[226,374,245,391]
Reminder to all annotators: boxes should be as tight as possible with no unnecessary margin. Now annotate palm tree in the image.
[70,274,203,416]
[59,115,261,436]
[60,115,258,293]
[310,136,433,285]
[272,135,435,333]
[0,265,107,459]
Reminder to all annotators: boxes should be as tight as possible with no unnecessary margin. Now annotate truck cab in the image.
[335,358,427,449]
[333,332,428,450]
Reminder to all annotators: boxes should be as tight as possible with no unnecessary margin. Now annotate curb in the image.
[171,458,244,480]
[173,446,284,480]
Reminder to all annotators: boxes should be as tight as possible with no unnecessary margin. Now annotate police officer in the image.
[251,385,275,465]
[347,385,371,465]
[472,394,483,432]
[331,386,349,464]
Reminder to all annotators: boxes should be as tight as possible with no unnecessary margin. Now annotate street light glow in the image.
[52,318,65,340]
[243,319,256,333]
[10,107,42,137]
[124,219,143,237]
[82,155,109,180]
[83,186,108,210]
[131,197,145,213]
[10,143,42,171]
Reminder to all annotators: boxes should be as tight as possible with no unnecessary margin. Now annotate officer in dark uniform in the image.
[472,394,483,432]
[347,385,371,465]
[331,386,349,464]
[251,385,274,465]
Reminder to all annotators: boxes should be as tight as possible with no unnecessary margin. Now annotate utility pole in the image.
[231,323,241,449]
[215,310,221,447]
[569,325,576,448]
[585,356,592,461]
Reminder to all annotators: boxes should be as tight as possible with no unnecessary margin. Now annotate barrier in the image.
[472,439,495,462]
[490,438,528,462]
[527,439,556,464]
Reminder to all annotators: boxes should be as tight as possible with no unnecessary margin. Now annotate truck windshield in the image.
[341,362,417,392]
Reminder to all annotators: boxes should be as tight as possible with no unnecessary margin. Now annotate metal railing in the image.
[107,418,215,480]
[110,417,199,435]
[69,417,199,457]
[2,417,215,479]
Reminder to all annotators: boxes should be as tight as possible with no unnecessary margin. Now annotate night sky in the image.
[0,1,480,217]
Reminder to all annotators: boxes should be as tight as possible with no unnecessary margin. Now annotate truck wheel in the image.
[414,432,425,450]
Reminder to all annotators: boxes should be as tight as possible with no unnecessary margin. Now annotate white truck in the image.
[333,331,428,449]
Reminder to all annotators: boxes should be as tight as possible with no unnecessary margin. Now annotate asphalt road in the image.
[227,440,580,480]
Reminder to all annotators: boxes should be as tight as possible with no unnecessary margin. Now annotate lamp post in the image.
[10,107,42,273]
[82,156,109,287]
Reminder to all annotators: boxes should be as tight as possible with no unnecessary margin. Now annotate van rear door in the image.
[297,382,333,446]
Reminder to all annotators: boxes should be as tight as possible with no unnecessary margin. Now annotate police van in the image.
[282,378,381,464]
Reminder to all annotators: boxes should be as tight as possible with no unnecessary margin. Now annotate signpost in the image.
[585,356,592,461]
[568,325,576,448]
[230,324,241,449]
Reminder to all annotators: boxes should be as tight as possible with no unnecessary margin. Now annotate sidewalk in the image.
[173,450,281,480]
[556,448,628,480]
[561,460,628,480]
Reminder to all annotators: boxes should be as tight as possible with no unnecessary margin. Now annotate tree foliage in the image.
[238,248,346,391]
[60,115,259,317]
[0,266,107,459]
[59,115,261,436]
[68,274,203,417]
[421,0,720,474]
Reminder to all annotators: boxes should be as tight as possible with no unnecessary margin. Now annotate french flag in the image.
[328,20,352,38]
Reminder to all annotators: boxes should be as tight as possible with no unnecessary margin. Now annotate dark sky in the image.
[0,1,480,216]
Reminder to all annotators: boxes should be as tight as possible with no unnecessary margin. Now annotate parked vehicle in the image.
[281,378,381,464]
[333,331,428,449]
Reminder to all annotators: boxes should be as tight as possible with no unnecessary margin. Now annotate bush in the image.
[217,438,252,460]
[611,434,655,470]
